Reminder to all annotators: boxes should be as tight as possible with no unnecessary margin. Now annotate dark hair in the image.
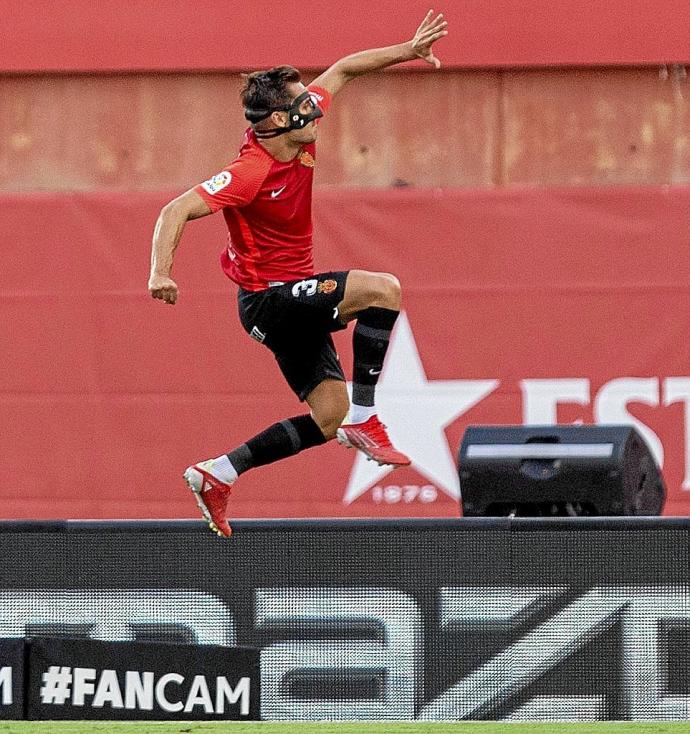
[240,65,301,116]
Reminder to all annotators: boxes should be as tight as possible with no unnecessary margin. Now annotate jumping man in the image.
[148,10,449,537]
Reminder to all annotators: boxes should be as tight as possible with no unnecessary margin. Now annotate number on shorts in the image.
[291,279,318,297]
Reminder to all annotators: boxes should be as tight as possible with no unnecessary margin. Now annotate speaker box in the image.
[458,425,666,517]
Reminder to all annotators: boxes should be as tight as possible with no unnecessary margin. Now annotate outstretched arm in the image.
[148,189,211,305]
[311,10,448,97]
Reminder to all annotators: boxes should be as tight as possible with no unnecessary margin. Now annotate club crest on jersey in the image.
[299,151,315,168]
[201,171,232,194]
[317,279,338,294]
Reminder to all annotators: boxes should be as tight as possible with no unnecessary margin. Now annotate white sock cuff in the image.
[211,454,239,484]
[349,404,377,425]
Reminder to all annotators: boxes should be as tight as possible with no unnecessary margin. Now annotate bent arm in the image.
[312,11,448,97]
[148,188,211,304]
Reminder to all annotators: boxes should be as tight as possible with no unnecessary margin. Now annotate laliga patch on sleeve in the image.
[201,171,232,195]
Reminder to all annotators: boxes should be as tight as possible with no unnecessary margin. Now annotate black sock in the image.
[352,307,399,407]
[226,415,327,476]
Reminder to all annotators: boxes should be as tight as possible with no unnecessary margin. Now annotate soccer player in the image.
[148,11,449,537]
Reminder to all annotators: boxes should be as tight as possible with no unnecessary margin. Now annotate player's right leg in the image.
[335,270,411,467]
[336,269,402,322]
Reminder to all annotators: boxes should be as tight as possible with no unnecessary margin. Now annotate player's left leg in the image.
[185,298,349,538]
[305,378,350,440]
[185,406,334,538]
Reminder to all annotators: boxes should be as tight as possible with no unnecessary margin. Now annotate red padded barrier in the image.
[2,0,688,72]
[2,188,690,518]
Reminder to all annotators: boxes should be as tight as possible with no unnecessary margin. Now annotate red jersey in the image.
[194,85,331,292]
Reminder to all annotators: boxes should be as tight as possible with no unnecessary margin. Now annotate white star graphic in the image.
[342,312,499,505]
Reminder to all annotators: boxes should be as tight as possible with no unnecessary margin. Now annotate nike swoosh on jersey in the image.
[271,186,287,198]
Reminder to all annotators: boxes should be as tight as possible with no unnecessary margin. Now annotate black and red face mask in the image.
[245,90,324,139]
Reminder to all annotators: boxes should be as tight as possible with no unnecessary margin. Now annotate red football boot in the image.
[337,415,411,467]
[183,461,233,538]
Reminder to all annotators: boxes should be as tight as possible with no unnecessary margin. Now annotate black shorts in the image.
[237,271,349,401]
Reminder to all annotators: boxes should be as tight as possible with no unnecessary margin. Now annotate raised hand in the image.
[411,9,449,69]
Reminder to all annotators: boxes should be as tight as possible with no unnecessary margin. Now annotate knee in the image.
[313,400,350,441]
[369,273,401,310]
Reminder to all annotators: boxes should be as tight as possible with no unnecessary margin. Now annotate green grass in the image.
[2,723,690,734]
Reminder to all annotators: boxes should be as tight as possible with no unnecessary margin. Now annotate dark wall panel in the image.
[0,518,687,720]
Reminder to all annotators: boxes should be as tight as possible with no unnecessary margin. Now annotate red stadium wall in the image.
[3,187,690,519]
[2,68,688,191]
[2,0,688,71]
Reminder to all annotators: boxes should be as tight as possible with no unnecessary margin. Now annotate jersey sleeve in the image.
[194,150,269,213]
[307,85,332,117]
